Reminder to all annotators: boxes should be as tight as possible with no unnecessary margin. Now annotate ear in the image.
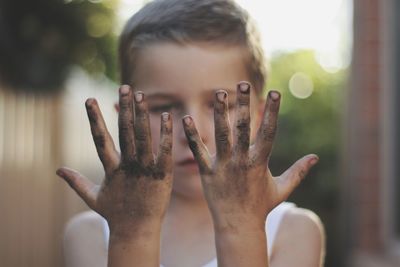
[114,103,120,113]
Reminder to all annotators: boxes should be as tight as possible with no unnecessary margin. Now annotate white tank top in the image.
[102,202,295,267]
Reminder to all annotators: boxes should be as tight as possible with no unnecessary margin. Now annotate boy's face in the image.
[131,43,262,199]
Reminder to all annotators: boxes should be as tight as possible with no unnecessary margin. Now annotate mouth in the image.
[177,157,198,166]
[174,154,201,175]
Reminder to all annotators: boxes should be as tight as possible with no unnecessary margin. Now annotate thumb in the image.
[56,167,98,210]
[274,154,319,202]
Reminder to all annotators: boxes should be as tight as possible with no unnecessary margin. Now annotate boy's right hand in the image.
[57,85,174,240]
[182,81,318,267]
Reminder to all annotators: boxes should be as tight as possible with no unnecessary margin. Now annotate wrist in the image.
[214,224,267,243]
[108,220,162,243]
[212,214,266,235]
[214,224,269,267]
[107,222,162,267]
[108,226,161,267]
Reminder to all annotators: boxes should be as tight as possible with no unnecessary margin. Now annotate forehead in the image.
[132,42,251,98]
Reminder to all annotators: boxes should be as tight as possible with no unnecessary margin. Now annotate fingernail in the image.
[310,155,319,165]
[85,98,96,108]
[56,169,64,177]
[134,92,143,102]
[216,90,227,102]
[269,91,280,101]
[120,85,130,96]
[238,82,250,94]
[183,115,192,126]
[162,112,170,121]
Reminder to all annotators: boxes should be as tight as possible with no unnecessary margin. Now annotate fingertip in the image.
[216,90,228,102]
[119,84,131,96]
[85,98,97,108]
[182,115,193,126]
[161,112,173,134]
[56,168,64,177]
[238,81,251,94]
[162,112,170,122]
[56,167,74,179]
[268,90,281,101]
[134,91,144,103]
[308,154,319,166]
[56,168,77,188]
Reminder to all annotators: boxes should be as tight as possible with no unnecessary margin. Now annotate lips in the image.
[177,157,197,166]
[176,157,200,174]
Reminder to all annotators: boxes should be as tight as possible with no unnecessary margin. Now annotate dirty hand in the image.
[57,85,173,239]
[182,81,318,233]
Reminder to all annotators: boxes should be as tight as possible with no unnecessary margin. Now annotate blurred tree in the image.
[266,50,347,267]
[0,0,118,93]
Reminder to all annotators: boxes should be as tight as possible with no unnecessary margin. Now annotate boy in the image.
[58,0,325,266]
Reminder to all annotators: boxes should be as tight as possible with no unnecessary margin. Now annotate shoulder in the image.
[64,211,107,267]
[64,210,106,245]
[271,207,325,266]
[65,210,105,234]
[281,207,324,239]
[64,211,104,242]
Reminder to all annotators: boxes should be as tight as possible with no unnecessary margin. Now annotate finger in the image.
[134,91,154,167]
[253,90,281,164]
[57,167,98,210]
[214,90,232,161]
[233,81,251,161]
[274,154,319,201]
[118,85,136,163]
[85,98,119,174]
[182,115,212,174]
[156,112,173,175]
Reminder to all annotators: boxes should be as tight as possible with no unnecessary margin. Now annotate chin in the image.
[171,171,205,200]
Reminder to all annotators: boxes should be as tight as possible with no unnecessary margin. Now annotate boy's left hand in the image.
[182,81,319,233]
[57,85,174,240]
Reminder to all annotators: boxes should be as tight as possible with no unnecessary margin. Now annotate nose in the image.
[178,104,213,150]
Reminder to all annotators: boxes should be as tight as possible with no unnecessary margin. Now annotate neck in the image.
[170,191,209,214]
[166,192,213,228]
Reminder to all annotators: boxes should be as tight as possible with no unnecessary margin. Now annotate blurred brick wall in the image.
[350,0,382,250]
[346,0,400,266]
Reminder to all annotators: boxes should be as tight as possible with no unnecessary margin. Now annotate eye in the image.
[148,102,183,114]
[149,104,174,113]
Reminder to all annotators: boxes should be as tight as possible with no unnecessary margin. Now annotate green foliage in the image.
[267,50,347,267]
[68,0,119,82]
[0,0,118,92]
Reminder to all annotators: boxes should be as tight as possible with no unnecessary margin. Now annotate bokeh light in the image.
[288,72,314,99]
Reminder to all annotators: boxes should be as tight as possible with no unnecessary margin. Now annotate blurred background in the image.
[0,0,398,266]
